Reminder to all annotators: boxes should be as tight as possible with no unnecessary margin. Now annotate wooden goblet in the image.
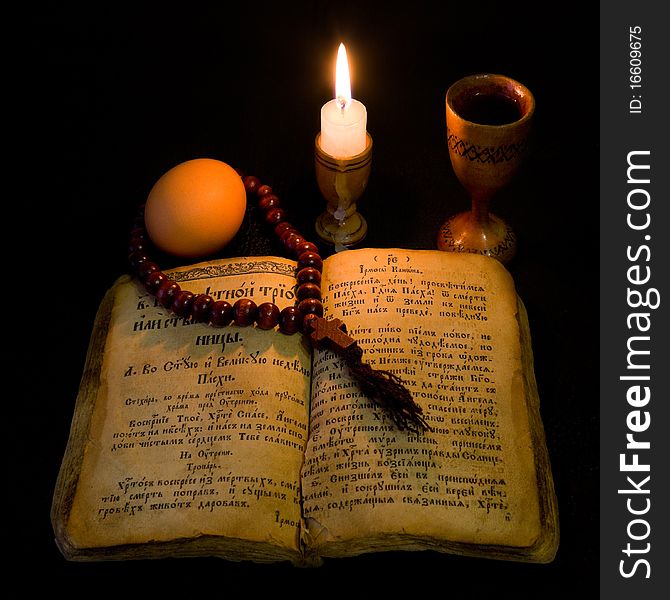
[437,74,535,265]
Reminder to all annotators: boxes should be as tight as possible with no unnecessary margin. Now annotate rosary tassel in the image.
[339,344,430,434]
[306,315,429,434]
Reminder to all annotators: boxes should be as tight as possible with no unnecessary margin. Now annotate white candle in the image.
[320,43,367,158]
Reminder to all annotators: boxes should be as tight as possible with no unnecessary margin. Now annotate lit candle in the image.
[320,43,367,158]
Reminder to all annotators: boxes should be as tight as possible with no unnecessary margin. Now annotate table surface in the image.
[23,2,599,596]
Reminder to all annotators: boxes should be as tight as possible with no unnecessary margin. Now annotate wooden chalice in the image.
[436,74,535,265]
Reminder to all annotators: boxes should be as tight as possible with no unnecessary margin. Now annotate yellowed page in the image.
[65,257,310,557]
[302,249,540,552]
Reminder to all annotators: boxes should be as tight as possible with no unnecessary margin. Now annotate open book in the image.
[52,248,559,565]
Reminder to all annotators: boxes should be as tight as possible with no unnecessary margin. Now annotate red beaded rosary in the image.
[127,171,429,433]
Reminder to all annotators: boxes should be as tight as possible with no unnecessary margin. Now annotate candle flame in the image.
[335,43,351,110]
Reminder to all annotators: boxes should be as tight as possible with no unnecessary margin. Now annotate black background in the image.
[24,1,599,597]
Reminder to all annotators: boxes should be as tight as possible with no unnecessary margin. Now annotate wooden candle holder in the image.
[314,132,372,249]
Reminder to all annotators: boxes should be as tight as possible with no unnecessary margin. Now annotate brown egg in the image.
[144,158,247,258]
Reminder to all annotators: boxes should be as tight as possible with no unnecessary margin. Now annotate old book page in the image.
[302,249,544,559]
[53,257,311,562]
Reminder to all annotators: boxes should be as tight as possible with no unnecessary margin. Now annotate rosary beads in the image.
[126,168,429,433]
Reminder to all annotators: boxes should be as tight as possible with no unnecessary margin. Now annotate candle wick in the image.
[336,96,348,111]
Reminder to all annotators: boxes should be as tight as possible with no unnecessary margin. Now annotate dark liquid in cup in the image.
[456,92,522,125]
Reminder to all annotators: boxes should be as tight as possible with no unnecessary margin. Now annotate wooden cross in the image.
[306,316,356,352]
